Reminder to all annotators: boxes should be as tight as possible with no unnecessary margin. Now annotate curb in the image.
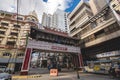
[28,75,41,78]
[12,74,41,79]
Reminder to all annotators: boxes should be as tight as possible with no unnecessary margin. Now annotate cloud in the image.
[0,0,73,23]
[0,0,15,12]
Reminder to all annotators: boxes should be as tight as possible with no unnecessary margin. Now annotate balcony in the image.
[0,24,8,29]
[19,45,26,49]
[81,18,116,39]
[23,28,30,31]
[0,31,5,37]
[6,41,16,48]
[21,36,27,39]
[0,23,9,29]
[17,53,24,58]
[0,37,3,43]
[13,24,21,30]
[85,30,120,47]
[69,4,91,23]
[7,38,16,42]
[11,29,19,33]
[10,32,18,36]
[0,27,6,31]
[8,35,17,39]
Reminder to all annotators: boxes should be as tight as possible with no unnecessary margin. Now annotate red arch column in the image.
[73,55,77,67]
[75,55,79,67]
[21,48,32,75]
[78,53,84,68]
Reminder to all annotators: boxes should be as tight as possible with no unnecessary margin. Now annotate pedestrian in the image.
[115,62,120,78]
[109,64,116,78]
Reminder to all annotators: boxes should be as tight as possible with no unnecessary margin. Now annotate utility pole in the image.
[76,68,80,79]
[12,0,19,73]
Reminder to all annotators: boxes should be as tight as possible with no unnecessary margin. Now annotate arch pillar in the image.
[78,53,84,68]
[20,48,32,75]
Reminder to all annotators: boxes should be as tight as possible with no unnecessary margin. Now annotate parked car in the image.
[0,69,12,80]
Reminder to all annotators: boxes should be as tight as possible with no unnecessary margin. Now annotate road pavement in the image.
[12,68,117,80]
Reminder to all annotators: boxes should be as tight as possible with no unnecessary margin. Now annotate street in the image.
[12,68,117,80]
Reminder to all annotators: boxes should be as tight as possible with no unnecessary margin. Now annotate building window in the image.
[20,40,25,45]
[17,53,24,57]
[10,32,18,36]
[5,14,12,18]
[17,17,23,20]
[94,30,105,38]
[91,22,97,28]
[13,24,20,28]
[6,41,16,46]
[0,31,5,34]
[0,38,3,41]
[70,15,75,21]
[112,4,116,8]
[116,10,120,14]
[70,21,75,26]
[70,27,76,33]
[1,13,4,16]
[32,19,35,21]
[27,17,30,20]
[3,52,11,56]
[1,22,9,26]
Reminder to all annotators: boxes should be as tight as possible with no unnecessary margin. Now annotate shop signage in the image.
[51,46,67,51]
[96,50,120,58]
[27,40,80,53]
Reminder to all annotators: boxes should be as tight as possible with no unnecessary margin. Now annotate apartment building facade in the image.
[89,0,108,15]
[42,13,53,27]
[69,0,120,65]
[68,1,93,37]
[110,0,120,25]
[0,10,38,72]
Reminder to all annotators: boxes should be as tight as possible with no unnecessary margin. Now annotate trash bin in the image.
[50,69,58,76]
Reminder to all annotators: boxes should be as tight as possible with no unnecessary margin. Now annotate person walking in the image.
[109,64,116,79]
[115,62,120,78]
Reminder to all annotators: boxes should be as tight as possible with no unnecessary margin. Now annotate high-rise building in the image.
[42,9,69,33]
[0,10,38,72]
[42,12,48,27]
[89,0,108,15]
[54,9,69,33]
[48,14,52,27]
[52,13,57,28]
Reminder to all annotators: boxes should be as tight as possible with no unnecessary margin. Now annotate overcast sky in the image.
[0,0,74,23]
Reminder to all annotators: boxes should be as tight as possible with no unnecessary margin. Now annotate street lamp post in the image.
[75,54,80,79]
[76,67,80,79]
